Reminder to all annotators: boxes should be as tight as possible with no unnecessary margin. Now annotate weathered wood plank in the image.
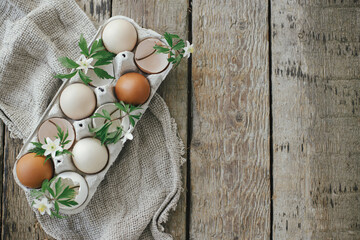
[190,0,270,239]
[0,120,4,236]
[272,1,360,239]
[112,1,189,239]
[76,0,112,28]
[1,129,53,239]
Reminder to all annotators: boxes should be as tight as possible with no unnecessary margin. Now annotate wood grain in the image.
[112,1,189,239]
[76,0,112,27]
[272,1,360,239]
[1,130,53,239]
[0,121,4,236]
[190,0,270,239]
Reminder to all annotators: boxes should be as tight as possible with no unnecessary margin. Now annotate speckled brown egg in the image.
[16,153,54,189]
[115,72,150,105]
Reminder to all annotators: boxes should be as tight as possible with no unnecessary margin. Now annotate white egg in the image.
[52,172,88,210]
[72,138,109,174]
[59,83,96,120]
[102,19,137,54]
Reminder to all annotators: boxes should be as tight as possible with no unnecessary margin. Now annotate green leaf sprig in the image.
[54,34,116,85]
[89,101,142,145]
[153,32,186,67]
[31,178,78,218]
[29,124,72,163]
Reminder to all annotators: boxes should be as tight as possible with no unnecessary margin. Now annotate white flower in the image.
[42,137,63,159]
[76,55,94,74]
[183,41,194,58]
[33,198,53,216]
[121,115,130,132]
[121,127,133,144]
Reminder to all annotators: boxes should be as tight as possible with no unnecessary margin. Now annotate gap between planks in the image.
[185,0,193,239]
[0,121,4,238]
[268,0,274,239]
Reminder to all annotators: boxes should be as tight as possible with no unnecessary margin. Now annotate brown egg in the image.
[115,72,150,105]
[16,153,54,189]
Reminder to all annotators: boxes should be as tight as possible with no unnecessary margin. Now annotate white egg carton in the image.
[13,15,172,215]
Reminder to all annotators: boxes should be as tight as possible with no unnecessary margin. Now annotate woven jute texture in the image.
[0,1,185,239]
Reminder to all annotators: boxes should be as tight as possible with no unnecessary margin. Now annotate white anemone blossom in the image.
[183,40,194,58]
[121,126,134,144]
[42,137,63,159]
[76,55,94,74]
[33,198,53,216]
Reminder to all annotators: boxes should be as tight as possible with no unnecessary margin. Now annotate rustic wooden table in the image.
[1,0,360,239]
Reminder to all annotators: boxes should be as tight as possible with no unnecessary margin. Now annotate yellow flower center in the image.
[80,59,89,67]
[38,204,46,213]
[48,143,56,150]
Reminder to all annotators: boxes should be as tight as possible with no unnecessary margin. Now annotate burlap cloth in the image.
[0,0,185,239]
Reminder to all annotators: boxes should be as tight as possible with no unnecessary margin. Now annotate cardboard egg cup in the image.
[13,15,172,215]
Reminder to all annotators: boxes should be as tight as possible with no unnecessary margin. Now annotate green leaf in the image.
[92,50,116,60]
[54,71,77,79]
[94,67,115,79]
[63,130,69,144]
[115,102,126,112]
[107,131,118,139]
[131,114,141,120]
[47,184,55,198]
[58,199,78,207]
[54,201,59,213]
[78,70,92,85]
[102,109,111,120]
[56,124,64,140]
[172,39,185,51]
[91,113,104,119]
[168,57,175,62]
[90,119,125,145]
[58,57,79,69]
[41,179,49,193]
[57,186,76,200]
[113,128,123,143]
[153,45,170,54]
[164,32,173,47]
[169,33,180,39]
[31,142,43,148]
[57,149,72,156]
[79,34,90,57]
[90,111,111,121]
[129,105,142,113]
[30,189,44,199]
[49,177,57,185]
[129,116,135,127]
[90,39,105,55]
[172,54,183,68]
[94,58,113,66]
[55,178,62,197]
[124,104,130,113]
[44,155,51,163]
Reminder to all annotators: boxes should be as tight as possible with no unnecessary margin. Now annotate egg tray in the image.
[13,15,172,215]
